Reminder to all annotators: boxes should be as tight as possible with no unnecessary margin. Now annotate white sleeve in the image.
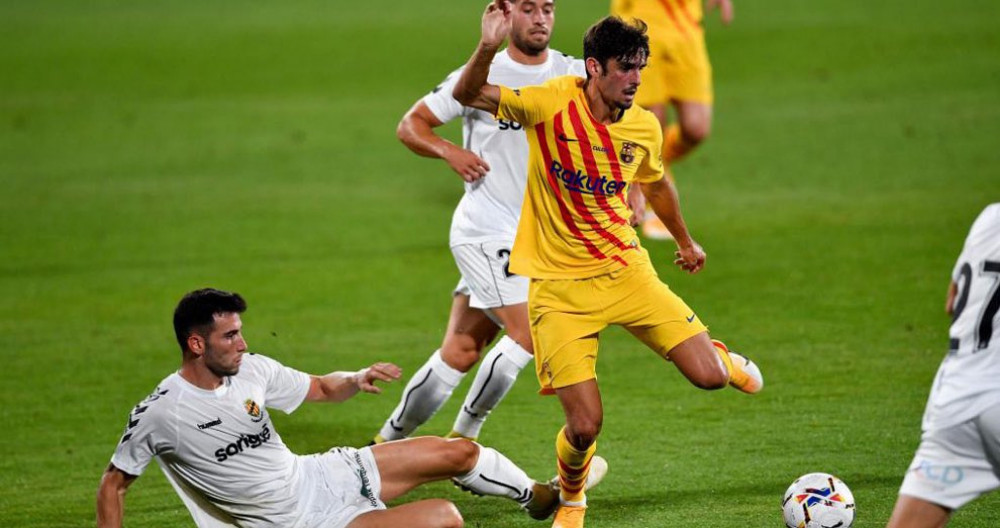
[570,58,587,78]
[422,67,468,123]
[245,354,311,414]
[109,388,173,476]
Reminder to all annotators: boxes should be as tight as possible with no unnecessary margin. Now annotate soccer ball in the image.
[781,472,855,528]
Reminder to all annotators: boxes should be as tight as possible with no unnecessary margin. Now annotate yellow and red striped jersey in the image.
[497,75,664,279]
[611,0,704,40]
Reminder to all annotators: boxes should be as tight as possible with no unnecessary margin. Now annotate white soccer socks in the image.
[453,443,557,518]
[377,349,465,442]
[451,336,533,439]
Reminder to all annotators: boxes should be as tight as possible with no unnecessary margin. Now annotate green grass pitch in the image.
[1,0,998,526]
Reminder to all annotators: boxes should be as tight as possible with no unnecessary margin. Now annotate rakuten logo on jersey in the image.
[549,161,624,196]
[214,424,272,462]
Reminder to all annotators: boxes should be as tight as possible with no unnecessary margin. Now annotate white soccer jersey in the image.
[922,203,1000,431]
[110,353,311,527]
[422,48,586,247]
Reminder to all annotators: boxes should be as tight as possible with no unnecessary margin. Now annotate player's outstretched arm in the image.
[305,362,402,403]
[452,1,511,113]
[397,101,490,182]
[96,464,137,528]
[641,177,706,274]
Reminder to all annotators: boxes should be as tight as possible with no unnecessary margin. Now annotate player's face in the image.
[509,0,554,56]
[202,312,247,378]
[593,54,646,111]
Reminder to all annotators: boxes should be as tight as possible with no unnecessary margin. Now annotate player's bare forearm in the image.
[453,1,510,112]
[397,102,490,182]
[642,178,706,273]
[306,362,402,402]
[96,465,135,528]
[452,42,502,113]
[397,102,451,159]
[641,178,692,246]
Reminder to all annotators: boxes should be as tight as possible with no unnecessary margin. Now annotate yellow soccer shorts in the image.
[638,27,714,107]
[529,258,709,394]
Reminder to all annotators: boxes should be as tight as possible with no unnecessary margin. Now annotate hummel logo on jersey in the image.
[197,417,222,430]
[214,424,272,462]
[549,160,625,196]
[557,133,578,143]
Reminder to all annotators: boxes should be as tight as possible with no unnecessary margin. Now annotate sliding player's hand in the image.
[674,242,706,274]
[444,144,490,182]
[355,362,402,394]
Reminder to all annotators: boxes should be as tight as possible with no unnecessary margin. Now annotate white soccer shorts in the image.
[452,241,528,310]
[297,446,386,528]
[898,402,1000,510]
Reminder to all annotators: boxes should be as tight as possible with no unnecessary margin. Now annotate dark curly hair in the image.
[582,16,650,78]
[173,288,247,352]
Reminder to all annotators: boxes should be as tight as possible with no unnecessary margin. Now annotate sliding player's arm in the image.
[96,464,137,528]
[305,362,402,403]
[397,101,490,182]
[453,1,512,113]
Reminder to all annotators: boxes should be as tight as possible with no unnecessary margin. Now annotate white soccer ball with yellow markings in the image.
[781,472,855,528]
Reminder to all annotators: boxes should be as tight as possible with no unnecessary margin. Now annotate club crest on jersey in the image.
[619,142,636,164]
[244,399,263,422]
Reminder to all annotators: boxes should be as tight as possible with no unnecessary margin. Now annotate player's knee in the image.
[691,368,728,390]
[441,438,479,474]
[680,121,710,146]
[566,417,602,446]
[440,339,481,372]
[429,499,464,528]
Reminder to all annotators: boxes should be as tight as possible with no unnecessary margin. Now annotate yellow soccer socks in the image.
[712,339,764,394]
[555,427,596,506]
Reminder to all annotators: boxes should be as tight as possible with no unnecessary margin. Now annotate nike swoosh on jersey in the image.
[557,133,578,142]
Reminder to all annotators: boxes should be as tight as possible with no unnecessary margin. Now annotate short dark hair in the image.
[582,16,650,77]
[173,288,247,352]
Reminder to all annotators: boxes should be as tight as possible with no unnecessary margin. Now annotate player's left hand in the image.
[355,362,402,394]
[674,242,706,274]
[707,0,734,25]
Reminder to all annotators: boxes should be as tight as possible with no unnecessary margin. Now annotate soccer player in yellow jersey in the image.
[453,3,762,527]
[611,0,733,239]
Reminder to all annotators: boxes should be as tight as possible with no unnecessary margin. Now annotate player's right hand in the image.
[481,0,512,49]
[674,242,706,274]
[355,362,402,394]
[445,145,490,182]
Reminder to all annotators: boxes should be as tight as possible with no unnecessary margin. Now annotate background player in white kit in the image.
[887,203,1000,528]
[371,0,588,444]
[97,288,567,528]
